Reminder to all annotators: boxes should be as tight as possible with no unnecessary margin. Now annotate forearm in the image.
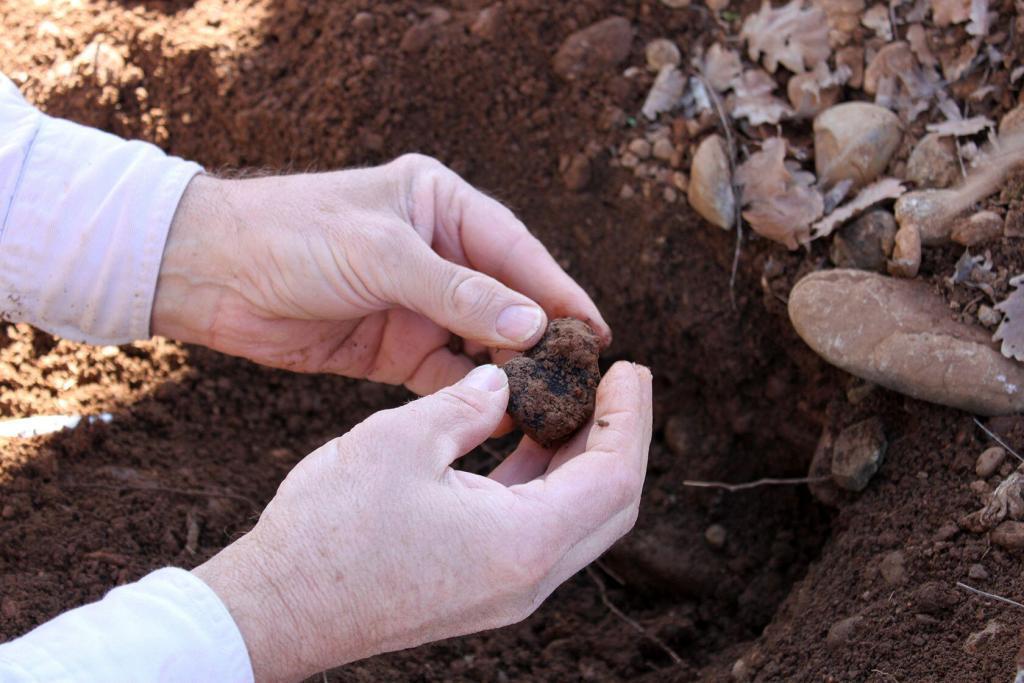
[0,72,200,344]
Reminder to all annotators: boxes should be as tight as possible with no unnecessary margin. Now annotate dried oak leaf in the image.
[960,465,1024,533]
[701,43,742,92]
[864,41,942,121]
[995,275,1024,361]
[741,0,831,74]
[926,115,995,137]
[814,0,865,47]
[811,178,906,239]
[736,137,824,249]
[729,69,794,125]
[931,0,971,26]
[967,0,991,36]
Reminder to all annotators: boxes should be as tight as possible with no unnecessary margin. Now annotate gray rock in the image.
[906,133,959,189]
[831,417,887,492]
[789,269,1024,415]
[967,563,989,581]
[552,17,633,81]
[826,615,863,648]
[830,210,897,272]
[814,102,901,189]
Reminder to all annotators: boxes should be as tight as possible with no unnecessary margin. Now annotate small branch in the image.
[63,482,259,508]
[973,418,1024,464]
[956,581,1024,610]
[585,566,684,667]
[682,476,829,492]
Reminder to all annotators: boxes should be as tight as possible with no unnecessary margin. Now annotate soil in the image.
[504,318,601,448]
[1,1,1024,681]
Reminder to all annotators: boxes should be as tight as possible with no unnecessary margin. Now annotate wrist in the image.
[151,173,236,346]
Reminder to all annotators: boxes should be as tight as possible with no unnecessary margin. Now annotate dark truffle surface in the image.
[502,318,601,448]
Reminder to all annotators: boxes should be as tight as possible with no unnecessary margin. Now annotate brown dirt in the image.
[1,1,1023,681]
[504,317,601,448]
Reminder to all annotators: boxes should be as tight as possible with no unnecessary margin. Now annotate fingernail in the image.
[496,305,544,343]
[461,364,508,392]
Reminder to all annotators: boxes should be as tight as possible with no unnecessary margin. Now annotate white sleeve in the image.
[0,568,254,683]
[0,73,202,344]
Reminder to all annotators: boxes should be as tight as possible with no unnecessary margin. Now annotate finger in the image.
[512,362,652,533]
[403,346,475,396]
[365,364,510,472]
[390,241,549,350]
[427,172,612,346]
[488,437,554,485]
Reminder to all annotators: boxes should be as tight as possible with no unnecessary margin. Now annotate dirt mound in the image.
[2,1,1023,681]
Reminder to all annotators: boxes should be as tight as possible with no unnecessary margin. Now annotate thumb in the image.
[394,244,548,349]
[373,364,510,472]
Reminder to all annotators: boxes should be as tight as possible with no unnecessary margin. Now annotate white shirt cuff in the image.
[0,567,254,683]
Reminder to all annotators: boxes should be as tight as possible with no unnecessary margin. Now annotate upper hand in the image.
[151,154,609,395]
[192,361,652,682]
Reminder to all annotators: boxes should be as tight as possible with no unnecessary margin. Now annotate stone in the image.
[352,11,375,32]
[645,38,681,71]
[894,189,958,246]
[552,17,633,81]
[688,134,735,230]
[831,417,887,491]
[814,102,902,189]
[628,138,652,159]
[400,9,450,53]
[826,615,863,648]
[705,524,727,548]
[789,269,1024,415]
[967,563,989,581]
[976,446,1007,478]
[978,305,1001,327]
[964,620,1004,654]
[560,153,591,191]
[914,581,959,614]
[991,520,1024,549]
[906,133,959,189]
[951,211,1004,247]
[888,221,922,278]
[470,4,504,40]
[829,210,897,272]
[652,138,675,161]
[879,550,906,585]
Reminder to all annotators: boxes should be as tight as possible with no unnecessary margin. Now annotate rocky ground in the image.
[3,0,1024,680]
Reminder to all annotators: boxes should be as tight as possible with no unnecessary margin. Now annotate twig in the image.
[682,476,829,492]
[585,566,684,666]
[63,482,259,508]
[698,74,743,312]
[956,581,1024,610]
[973,418,1024,464]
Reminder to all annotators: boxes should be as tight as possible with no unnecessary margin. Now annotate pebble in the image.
[888,221,921,278]
[978,305,1002,327]
[830,417,887,492]
[991,520,1024,549]
[829,210,897,272]
[879,550,906,585]
[352,11,375,31]
[906,133,959,189]
[787,72,839,118]
[789,269,1024,415]
[619,184,636,200]
[894,189,957,246]
[652,138,675,161]
[914,581,959,614]
[560,153,591,191]
[671,171,688,192]
[663,187,678,203]
[826,615,863,648]
[552,17,633,80]
[470,4,504,40]
[628,138,652,159]
[967,563,989,581]
[400,10,450,53]
[814,102,901,189]
[645,38,681,71]
[705,524,727,548]
[951,211,1004,247]
[976,446,1007,478]
[664,414,693,456]
[688,134,735,230]
[963,620,1003,654]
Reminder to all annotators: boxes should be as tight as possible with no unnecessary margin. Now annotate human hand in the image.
[152,155,609,395]
[192,361,652,682]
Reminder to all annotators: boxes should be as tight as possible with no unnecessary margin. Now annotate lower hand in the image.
[192,361,652,682]
[152,155,610,395]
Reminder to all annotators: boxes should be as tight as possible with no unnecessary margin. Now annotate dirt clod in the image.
[503,318,601,448]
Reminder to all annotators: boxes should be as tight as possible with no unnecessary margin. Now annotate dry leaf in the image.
[741,0,831,73]
[995,275,1024,361]
[701,43,743,92]
[906,24,938,67]
[736,137,824,249]
[960,465,1024,532]
[861,4,893,40]
[811,178,906,239]
[926,115,994,137]
[813,0,865,46]
[729,69,794,125]
[967,0,991,35]
[865,41,943,121]
[642,65,687,120]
